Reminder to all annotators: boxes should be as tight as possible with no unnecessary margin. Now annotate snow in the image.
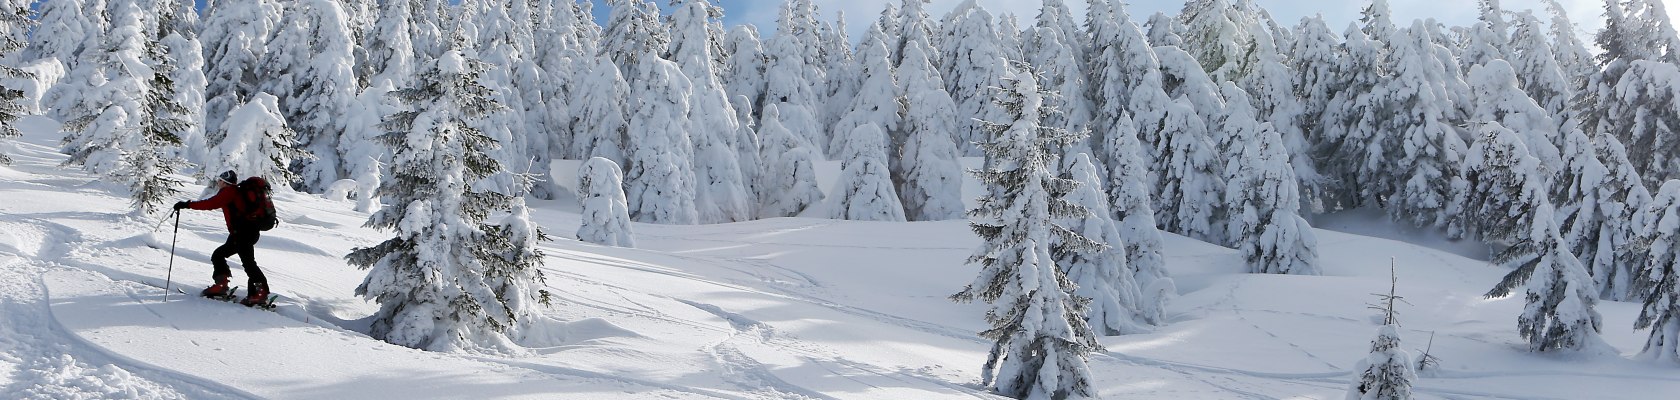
[3,114,1680,398]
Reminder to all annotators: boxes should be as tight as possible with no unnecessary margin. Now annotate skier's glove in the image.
[173,201,190,210]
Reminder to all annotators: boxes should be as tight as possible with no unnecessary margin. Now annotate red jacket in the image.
[187,186,243,230]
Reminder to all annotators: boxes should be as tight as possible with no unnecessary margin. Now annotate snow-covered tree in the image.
[1024,25,1093,161]
[1060,153,1148,336]
[1178,0,1249,83]
[1509,12,1572,122]
[1595,60,1680,187]
[624,54,699,225]
[1487,203,1606,352]
[1153,97,1224,244]
[1636,180,1680,362]
[895,0,938,67]
[1226,128,1319,275]
[1450,122,1549,244]
[1291,15,1340,156]
[1103,114,1172,325]
[669,0,752,224]
[570,57,629,165]
[897,42,964,221]
[360,0,415,88]
[762,4,825,154]
[261,0,357,192]
[1317,24,1384,210]
[1085,0,1161,167]
[1346,324,1416,400]
[996,13,1024,62]
[577,157,635,248]
[1378,22,1468,229]
[722,26,767,118]
[831,34,900,160]
[952,71,1100,399]
[346,50,547,354]
[1544,0,1595,96]
[825,124,905,221]
[1468,60,1562,174]
[599,0,666,79]
[1153,46,1224,132]
[23,0,90,70]
[818,15,859,139]
[1571,134,1651,300]
[756,104,824,218]
[1146,12,1185,48]
[0,0,27,166]
[940,1,1009,155]
[1239,24,1320,211]
[200,0,282,144]
[212,92,307,185]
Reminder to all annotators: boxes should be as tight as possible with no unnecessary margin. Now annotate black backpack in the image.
[234,177,279,231]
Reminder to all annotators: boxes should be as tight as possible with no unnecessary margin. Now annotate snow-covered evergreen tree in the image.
[895,0,938,67]
[1226,128,1319,275]
[577,157,635,248]
[762,3,825,154]
[0,0,27,166]
[897,42,964,221]
[669,0,752,224]
[1177,0,1249,83]
[599,0,666,79]
[261,0,357,192]
[722,26,767,118]
[1636,180,1680,362]
[1450,122,1549,244]
[1317,24,1384,210]
[819,14,859,139]
[1085,0,1161,168]
[346,50,547,354]
[1544,0,1595,97]
[624,54,699,225]
[1291,15,1340,157]
[1576,134,1651,300]
[1345,324,1416,400]
[361,0,415,88]
[1239,23,1320,211]
[570,57,629,165]
[1024,25,1094,162]
[1103,114,1172,325]
[212,92,307,185]
[1153,97,1224,244]
[1060,153,1148,336]
[831,34,900,160]
[756,104,824,218]
[23,0,90,70]
[1509,12,1572,122]
[1596,60,1680,187]
[1153,46,1225,132]
[1146,12,1185,48]
[940,1,1009,156]
[825,124,905,222]
[952,71,1100,399]
[1378,22,1468,229]
[1487,203,1606,352]
[1467,60,1563,174]
[200,0,282,145]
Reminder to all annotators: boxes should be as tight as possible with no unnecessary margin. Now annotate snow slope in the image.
[3,115,1678,399]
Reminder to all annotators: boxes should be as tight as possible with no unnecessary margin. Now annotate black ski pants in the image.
[211,229,266,286]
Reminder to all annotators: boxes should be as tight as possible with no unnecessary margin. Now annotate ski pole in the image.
[164,210,180,302]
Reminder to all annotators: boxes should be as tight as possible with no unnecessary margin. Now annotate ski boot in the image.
[201,279,235,301]
[240,282,272,309]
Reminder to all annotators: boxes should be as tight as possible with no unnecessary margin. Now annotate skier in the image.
[173,170,270,306]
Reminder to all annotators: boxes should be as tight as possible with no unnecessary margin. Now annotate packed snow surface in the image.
[2,116,1676,399]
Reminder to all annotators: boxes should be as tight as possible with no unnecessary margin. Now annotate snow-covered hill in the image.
[2,115,1676,399]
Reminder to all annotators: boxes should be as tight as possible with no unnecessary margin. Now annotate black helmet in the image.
[217,170,238,185]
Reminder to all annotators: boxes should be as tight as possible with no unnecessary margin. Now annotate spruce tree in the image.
[212,92,307,186]
[1582,134,1652,300]
[1380,22,1467,229]
[669,0,753,223]
[346,50,548,353]
[0,0,27,166]
[831,33,900,161]
[200,0,282,145]
[569,57,629,165]
[756,104,824,218]
[897,42,965,221]
[23,0,88,73]
[951,71,1100,400]
[1318,24,1384,210]
[1636,180,1680,362]
[1104,114,1173,326]
[1450,122,1549,244]
[721,26,767,119]
[1510,12,1572,122]
[1153,97,1224,244]
[1467,60,1563,174]
[599,0,666,79]
[360,0,415,88]
[1487,204,1606,352]
[825,124,906,222]
[624,53,700,225]
[1346,270,1416,400]
[939,1,1009,156]
[1291,15,1340,159]
[1061,153,1149,336]
[1227,128,1319,275]
[577,157,635,248]
[261,0,357,192]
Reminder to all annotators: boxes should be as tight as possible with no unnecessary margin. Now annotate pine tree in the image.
[1103,114,1173,326]
[1579,134,1651,300]
[669,0,752,224]
[1178,0,1250,83]
[1636,180,1680,362]
[895,0,938,67]
[1544,0,1595,100]
[721,26,767,118]
[1450,122,1549,244]
[897,42,965,221]
[212,92,307,185]
[1061,153,1149,336]
[756,104,824,218]
[831,33,900,160]
[826,124,906,222]
[359,0,414,88]
[951,71,1100,400]
[599,0,665,79]
[0,0,28,166]
[1085,0,1161,168]
[1146,12,1185,48]
[23,0,89,70]
[1487,203,1606,352]
[1318,24,1384,210]
[1153,97,1224,244]
[200,0,282,145]
[1226,127,1319,275]
[1239,23,1321,212]
[346,50,547,353]
[1346,265,1415,400]
[261,0,357,192]
[1153,46,1225,132]
[940,1,1009,156]
[1467,60,1563,175]
[818,13,858,141]
[624,53,699,225]
[158,21,207,170]
[570,56,629,165]
[577,157,635,248]
[1291,15,1340,159]
[1380,22,1468,229]
[762,3,825,154]
[1510,12,1572,122]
